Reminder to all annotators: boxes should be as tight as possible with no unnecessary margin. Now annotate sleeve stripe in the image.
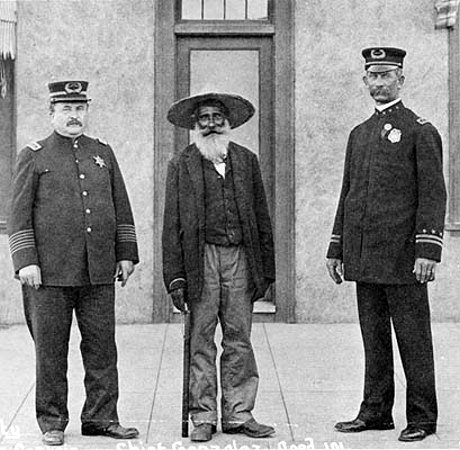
[117,237,137,243]
[10,243,36,254]
[9,229,35,241]
[10,236,35,247]
[117,224,136,230]
[416,235,443,244]
[117,224,137,243]
[416,239,443,248]
[10,237,35,250]
[9,230,36,255]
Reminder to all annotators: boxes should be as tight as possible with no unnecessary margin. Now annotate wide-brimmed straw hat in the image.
[167,92,255,129]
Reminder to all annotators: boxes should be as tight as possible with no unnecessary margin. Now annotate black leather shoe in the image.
[81,423,139,439]
[334,418,395,433]
[398,426,431,442]
[190,424,217,442]
[42,430,64,446]
[223,418,275,438]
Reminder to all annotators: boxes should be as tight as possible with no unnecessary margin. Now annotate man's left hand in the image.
[413,258,437,284]
[114,260,135,287]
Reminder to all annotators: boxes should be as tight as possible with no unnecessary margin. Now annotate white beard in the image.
[192,122,231,164]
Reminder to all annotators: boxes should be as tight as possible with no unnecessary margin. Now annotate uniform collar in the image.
[374,99,403,117]
[53,130,84,143]
[375,98,401,112]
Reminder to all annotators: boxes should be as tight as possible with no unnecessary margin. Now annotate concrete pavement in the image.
[1,322,460,450]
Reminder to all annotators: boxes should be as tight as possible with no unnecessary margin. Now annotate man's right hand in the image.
[170,287,187,312]
[18,265,42,289]
[326,258,343,284]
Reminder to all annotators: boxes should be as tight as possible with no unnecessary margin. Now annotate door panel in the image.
[175,36,275,308]
[176,37,274,211]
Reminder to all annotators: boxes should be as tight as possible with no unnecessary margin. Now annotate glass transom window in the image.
[181,0,268,20]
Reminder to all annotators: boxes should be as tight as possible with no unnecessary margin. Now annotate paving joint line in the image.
[262,323,295,442]
[1,381,35,444]
[145,323,169,442]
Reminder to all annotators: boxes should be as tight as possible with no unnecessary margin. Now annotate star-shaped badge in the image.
[93,155,106,168]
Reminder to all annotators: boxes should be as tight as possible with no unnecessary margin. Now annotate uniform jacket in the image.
[327,101,446,284]
[8,132,139,286]
[162,142,275,302]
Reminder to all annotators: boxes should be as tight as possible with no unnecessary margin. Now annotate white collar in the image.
[375,98,401,112]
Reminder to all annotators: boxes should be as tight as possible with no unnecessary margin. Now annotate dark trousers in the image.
[22,284,119,433]
[189,244,259,429]
[356,282,437,432]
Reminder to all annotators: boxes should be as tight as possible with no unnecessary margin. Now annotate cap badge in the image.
[370,49,386,59]
[65,82,83,94]
[388,128,402,143]
[93,155,106,168]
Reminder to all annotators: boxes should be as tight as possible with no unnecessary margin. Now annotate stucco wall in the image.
[0,0,155,324]
[294,0,459,322]
[1,1,458,324]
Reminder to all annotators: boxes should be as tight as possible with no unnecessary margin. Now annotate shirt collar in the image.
[375,98,402,112]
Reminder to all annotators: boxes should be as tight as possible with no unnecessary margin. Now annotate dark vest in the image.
[203,158,243,246]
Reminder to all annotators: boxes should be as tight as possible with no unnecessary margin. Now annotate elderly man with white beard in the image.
[163,93,276,443]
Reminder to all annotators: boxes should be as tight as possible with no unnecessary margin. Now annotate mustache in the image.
[67,118,83,126]
[201,128,224,137]
[371,88,388,95]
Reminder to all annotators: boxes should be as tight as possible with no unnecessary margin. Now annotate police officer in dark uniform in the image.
[326,48,446,442]
[8,81,140,446]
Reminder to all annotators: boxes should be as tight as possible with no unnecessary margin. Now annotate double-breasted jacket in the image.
[8,132,139,286]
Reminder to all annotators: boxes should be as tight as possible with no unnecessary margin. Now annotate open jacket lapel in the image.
[228,142,248,214]
[185,144,206,228]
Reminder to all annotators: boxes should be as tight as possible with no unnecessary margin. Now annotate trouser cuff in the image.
[38,419,68,433]
[191,412,218,426]
[221,413,254,431]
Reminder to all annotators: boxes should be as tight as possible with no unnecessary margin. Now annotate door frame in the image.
[153,0,295,322]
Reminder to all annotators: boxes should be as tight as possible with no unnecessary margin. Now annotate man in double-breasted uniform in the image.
[326,48,447,442]
[8,81,139,446]
[163,92,275,442]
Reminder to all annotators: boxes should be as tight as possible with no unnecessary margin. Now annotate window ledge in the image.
[175,21,275,36]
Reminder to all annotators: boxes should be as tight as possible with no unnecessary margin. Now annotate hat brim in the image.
[50,97,91,103]
[167,92,255,129]
[365,63,402,73]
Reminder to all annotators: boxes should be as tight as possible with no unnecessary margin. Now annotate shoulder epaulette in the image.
[26,142,42,152]
[97,137,109,146]
[416,117,430,126]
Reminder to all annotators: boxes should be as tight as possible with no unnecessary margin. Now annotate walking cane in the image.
[181,305,191,438]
